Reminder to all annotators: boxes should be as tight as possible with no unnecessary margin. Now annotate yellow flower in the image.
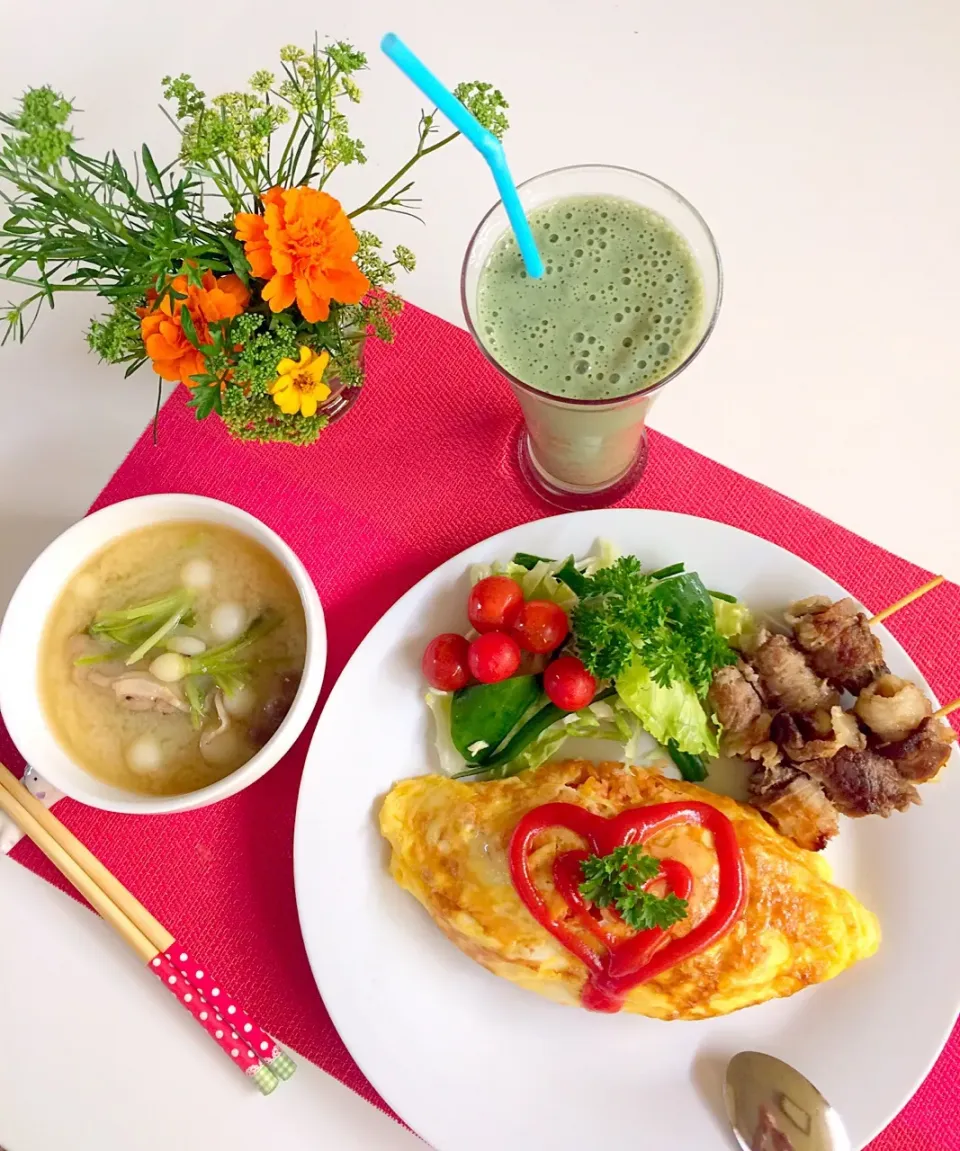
[268,346,331,417]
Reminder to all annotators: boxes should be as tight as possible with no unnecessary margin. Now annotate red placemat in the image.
[2,303,958,1149]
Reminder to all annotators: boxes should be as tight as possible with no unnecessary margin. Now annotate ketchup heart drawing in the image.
[509,801,747,1012]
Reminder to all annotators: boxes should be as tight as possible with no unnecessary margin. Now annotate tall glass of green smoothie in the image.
[461,165,721,507]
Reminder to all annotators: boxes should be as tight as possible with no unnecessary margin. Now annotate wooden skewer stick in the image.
[869,574,945,625]
[933,697,960,721]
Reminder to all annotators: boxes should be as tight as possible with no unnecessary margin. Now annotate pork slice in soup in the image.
[39,521,307,796]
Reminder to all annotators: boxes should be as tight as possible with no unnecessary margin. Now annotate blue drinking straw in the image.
[381,33,544,279]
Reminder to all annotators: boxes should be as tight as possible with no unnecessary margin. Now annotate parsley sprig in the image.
[571,558,736,694]
[578,844,689,933]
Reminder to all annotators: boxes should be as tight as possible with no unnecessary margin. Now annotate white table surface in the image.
[1,0,958,1147]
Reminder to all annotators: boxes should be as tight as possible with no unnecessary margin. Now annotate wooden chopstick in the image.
[0,762,173,954]
[0,772,158,962]
[0,762,292,1092]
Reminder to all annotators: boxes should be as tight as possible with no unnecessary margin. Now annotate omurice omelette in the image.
[379,759,879,1019]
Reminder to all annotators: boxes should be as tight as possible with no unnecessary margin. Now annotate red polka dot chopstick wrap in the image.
[148,950,291,1094]
[161,945,295,1079]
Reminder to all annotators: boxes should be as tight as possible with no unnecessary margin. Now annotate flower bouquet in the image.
[0,42,508,443]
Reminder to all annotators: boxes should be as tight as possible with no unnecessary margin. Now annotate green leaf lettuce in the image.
[616,656,719,758]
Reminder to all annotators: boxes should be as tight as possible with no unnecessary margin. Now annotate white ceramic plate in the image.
[294,510,959,1150]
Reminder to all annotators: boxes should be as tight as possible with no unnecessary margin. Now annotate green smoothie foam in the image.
[476,195,705,400]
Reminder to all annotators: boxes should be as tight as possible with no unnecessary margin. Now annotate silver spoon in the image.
[724,1052,851,1151]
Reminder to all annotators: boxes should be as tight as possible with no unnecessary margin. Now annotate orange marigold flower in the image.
[139,270,249,386]
[235,186,370,324]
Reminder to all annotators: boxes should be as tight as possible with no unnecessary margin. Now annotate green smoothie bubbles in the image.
[462,166,721,507]
[478,197,703,399]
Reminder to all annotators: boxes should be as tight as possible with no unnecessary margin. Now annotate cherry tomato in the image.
[467,576,525,634]
[422,633,472,692]
[543,656,597,712]
[468,631,521,684]
[510,600,570,654]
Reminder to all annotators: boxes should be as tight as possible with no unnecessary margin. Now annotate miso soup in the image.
[39,521,307,796]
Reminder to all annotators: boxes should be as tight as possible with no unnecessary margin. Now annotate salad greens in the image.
[426,543,755,784]
[468,558,577,613]
[450,676,540,761]
[573,559,735,693]
[469,539,620,615]
[427,689,645,780]
[665,740,709,784]
[616,659,719,758]
[569,556,745,759]
[454,687,618,778]
[712,595,756,642]
[455,700,569,778]
[513,552,591,598]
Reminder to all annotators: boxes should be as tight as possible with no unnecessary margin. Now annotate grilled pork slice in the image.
[786,596,887,694]
[749,762,839,852]
[875,716,956,783]
[770,706,865,764]
[709,663,781,767]
[803,746,920,818]
[749,634,838,715]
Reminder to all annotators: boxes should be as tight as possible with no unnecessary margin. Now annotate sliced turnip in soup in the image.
[126,734,164,774]
[164,634,207,656]
[181,557,215,591]
[210,602,246,642]
[199,730,243,766]
[223,682,256,718]
[72,573,100,599]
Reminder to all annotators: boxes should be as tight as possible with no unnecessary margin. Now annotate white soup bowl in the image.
[0,494,325,814]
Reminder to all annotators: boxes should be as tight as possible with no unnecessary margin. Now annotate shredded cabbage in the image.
[469,538,619,613]
[425,691,467,775]
[497,697,636,777]
[581,537,620,576]
[712,596,755,642]
[469,558,576,611]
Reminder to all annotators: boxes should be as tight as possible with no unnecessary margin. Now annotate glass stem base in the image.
[321,384,362,426]
[517,430,649,510]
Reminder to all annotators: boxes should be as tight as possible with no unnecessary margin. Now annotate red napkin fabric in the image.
[2,302,957,1149]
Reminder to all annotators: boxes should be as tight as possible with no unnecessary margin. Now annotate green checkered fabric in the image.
[269,1051,297,1081]
[252,1063,280,1096]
